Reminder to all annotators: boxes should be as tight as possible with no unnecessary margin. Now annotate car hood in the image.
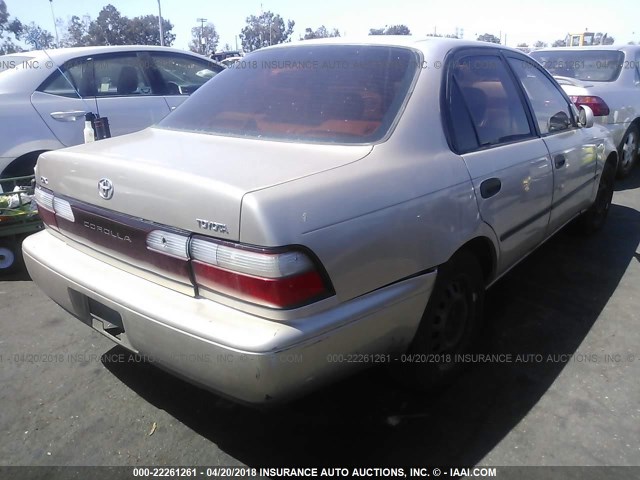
[35,127,373,240]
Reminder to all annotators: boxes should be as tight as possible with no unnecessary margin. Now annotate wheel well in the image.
[0,150,47,178]
[455,237,496,284]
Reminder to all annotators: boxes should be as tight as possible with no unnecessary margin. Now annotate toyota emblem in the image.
[98,178,114,200]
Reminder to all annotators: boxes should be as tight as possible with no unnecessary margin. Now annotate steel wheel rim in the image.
[431,279,470,353]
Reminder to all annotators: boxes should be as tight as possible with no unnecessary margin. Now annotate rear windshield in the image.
[0,55,35,74]
[158,45,419,144]
[530,50,625,82]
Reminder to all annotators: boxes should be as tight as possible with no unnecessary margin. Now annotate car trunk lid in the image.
[36,127,373,241]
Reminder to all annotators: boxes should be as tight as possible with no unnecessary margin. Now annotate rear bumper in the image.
[23,230,435,404]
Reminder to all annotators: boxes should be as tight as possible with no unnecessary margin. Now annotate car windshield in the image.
[0,55,35,74]
[530,50,625,82]
[158,45,419,144]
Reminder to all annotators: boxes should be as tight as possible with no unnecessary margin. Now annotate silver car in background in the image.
[23,37,617,405]
[0,46,223,179]
[531,45,640,177]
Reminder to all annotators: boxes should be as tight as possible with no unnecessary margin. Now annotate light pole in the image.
[157,0,164,46]
[196,18,208,54]
[48,0,60,47]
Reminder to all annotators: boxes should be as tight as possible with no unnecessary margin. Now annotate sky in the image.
[5,0,640,52]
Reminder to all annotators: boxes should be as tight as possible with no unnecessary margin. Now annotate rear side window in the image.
[449,54,532,150]
[158,45,419,144]
[530,50,624,82]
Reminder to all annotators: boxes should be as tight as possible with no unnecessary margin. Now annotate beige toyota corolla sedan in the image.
[23,37,618,405]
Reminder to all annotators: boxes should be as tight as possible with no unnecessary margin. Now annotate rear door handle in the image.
[480,177,502,199]
[554,154,566,168]
[50,110,86,122]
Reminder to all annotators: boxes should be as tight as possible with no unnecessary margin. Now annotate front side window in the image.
[450,54,532,149]
[158,45,419,144]
[508,57,574,135]
[149,53,222,95]
[39,54,153,98]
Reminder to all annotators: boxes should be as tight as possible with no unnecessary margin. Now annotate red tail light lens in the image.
[190,236,333,309]
[570,96,610,117]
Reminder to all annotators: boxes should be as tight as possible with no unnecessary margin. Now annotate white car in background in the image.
[0,45,224,179]
[531,45,640,177]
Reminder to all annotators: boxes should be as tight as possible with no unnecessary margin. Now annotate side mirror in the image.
[578,105,594,128]
[548,111,570,132]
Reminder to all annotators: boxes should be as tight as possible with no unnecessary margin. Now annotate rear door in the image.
[445,49,554,274]
[506,54,599,235]
[31,52,171,147]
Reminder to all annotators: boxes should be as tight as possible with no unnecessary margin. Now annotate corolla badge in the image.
[98,178,114,200]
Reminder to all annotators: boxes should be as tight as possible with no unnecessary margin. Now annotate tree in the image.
[302,25,340,40]
[61,15,90,47]
[189,23,219,55]
[126,15,175,46]
[369,24,411,35]
[61,7,176,47]
[533,40,547,48]
[477,33,500,44]
[85,4,128,45]
[0,0,23,54]
[240,11,294,52]
[552,39,566,47]
[23,22,54,49]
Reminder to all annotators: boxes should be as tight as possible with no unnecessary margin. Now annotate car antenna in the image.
[86,57,100,118]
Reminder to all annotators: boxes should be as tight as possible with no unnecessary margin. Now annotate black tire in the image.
[393,250,485,391]
[578,161,615,234]
[617,124,639,178]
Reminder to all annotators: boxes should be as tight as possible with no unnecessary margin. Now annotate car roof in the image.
[258,36,529,58]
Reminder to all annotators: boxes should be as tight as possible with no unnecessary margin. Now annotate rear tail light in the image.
[35,187,75,225]
[34,186,58,228]
[53,197,75,222]
[570,95,610,117]
[190,236,333,309]
[146,230,189,259]
[36,185,333,309]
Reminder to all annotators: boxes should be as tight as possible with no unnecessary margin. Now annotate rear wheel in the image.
[617,125,639,178]
[0,241,19,275]
[578,161,615,234]
[395,250,485,390]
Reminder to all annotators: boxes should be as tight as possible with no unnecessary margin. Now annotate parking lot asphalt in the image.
[1,168,639,471]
